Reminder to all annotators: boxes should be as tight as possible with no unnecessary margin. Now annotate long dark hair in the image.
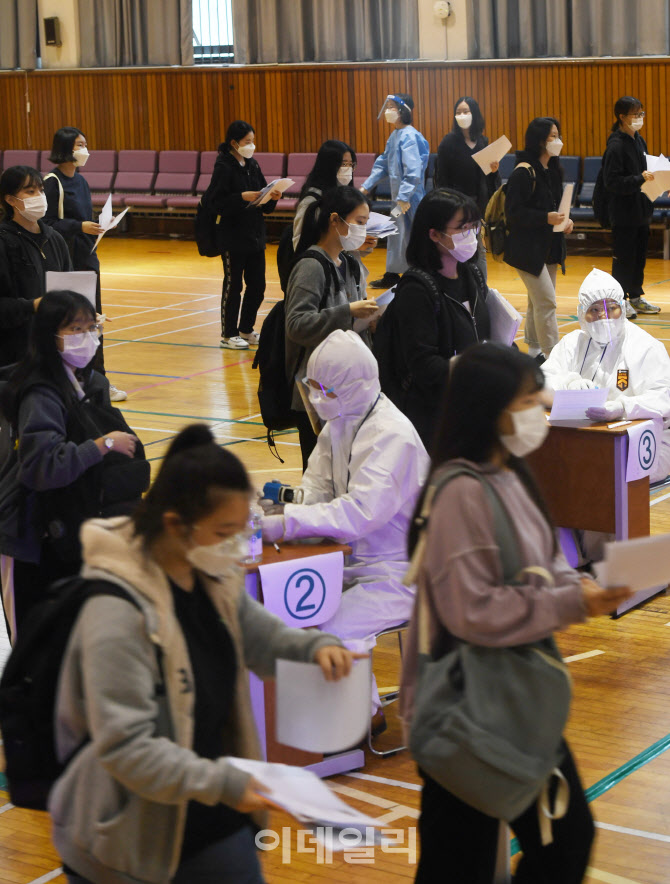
[409,343,554,554]
[133,424,252,546]
[49,126,85,164]
[1,291,96,425]
[300,140,357,200]
[315,185,369,238]
[219,120,255,154]
[451,96,485,142]
[0,165,43,220]
[612,96,643,132]
[405,188,480,273]
[522,116,563,179]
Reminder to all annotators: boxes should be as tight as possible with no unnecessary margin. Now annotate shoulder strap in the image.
[514,161,536,192]
[43,173,65,220]
[295,249,341,309]
[400,267,442,311]
[465,261,487,300]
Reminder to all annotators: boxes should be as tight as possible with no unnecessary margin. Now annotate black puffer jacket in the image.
[0,220,72,366]
[503,151,565,278]
[205,150,277,253]
[602,129,653,228]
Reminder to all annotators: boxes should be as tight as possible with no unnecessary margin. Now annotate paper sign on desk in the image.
[626,419,660,481]
[552,183,574,231]
[594,532,670,593]
[258,551,343,628]
[472,135,512,174]
[46,270,98,309]
[549,387,608,422]
[276,658,371,753]
[91,194,128,252]
[486,288,522,346]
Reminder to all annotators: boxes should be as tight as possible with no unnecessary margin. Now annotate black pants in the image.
[611,224,650,299]
[415,745,594,884]
[221,249,266,338]
[9,543,80,638]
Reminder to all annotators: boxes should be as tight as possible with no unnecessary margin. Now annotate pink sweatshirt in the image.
[400,459,586,731]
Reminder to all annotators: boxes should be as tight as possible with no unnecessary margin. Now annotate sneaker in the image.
[369,272,401,290]
[220,336,250,350]
[109,384,127,402]
[630,296,661,314]
[239,330,260,346]
[624,300,637,320]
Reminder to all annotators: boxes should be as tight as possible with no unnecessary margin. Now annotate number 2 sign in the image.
[258,552,344,628]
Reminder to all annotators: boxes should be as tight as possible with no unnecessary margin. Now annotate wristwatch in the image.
[104,436,115,451]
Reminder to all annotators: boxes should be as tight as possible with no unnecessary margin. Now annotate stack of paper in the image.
[643,154,670,202]
[552,183,574,232]
[249,178,295,207]
[366,211,399,238]
[595,533,670,593]
[472,135,512,174]
[549,388,608,422]
[486,288,522,346]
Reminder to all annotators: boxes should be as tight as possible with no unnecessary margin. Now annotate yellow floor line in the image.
[564,650,605,663]
[587,867,645,884]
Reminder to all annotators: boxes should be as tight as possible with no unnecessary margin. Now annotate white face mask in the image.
[16,193,47,222]
[236,142,255,159]
[630,117,644,131]
[186,534,246,577]
[338,219,367,251]
[446,228,478,263]
[307,386,342,422]
[455,112,473,130]
[500,404,549,458]
[73,147,89,167]
[58,330,100,368]
[545,138,563,157]
[588,317,625,346]
[385,108,399,124]
[336,166,353,186]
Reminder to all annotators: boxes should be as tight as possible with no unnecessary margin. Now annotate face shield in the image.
[377,94,409,121]
[577,269,626,346]
[305,330,381,422]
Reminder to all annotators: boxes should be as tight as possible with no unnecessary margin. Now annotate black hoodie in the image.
[602,129,653,228]
[0,219,72,366]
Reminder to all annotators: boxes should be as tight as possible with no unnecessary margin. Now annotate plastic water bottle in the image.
[245,501,263,564]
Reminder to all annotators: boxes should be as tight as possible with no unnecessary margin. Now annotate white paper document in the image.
[45,271,98,309]
[249,178,294,207]
[91,194,129,252]
[374,286,396,307]
[366,211,399,238]
[226,757,384,843]
[472,135,512,175]
[643,154,670,202]
[549,387,609,422]
[595,533,670,593]
[552,183,574,231]
[486,288,522,346]
[276,658,371,753]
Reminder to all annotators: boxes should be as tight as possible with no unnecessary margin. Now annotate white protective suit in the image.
[361,125,430,275]
[543,268,670,482]
[263,329,429,672]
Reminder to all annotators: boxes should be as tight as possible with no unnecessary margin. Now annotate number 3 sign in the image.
[258,552,344,628]
[626,420,661,482]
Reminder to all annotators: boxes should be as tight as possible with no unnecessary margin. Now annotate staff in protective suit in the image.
[262,329,429,712]
[361,93,430,289]
[542,267,670,483]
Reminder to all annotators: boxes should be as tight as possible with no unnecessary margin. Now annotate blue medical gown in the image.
[362,126,430,274]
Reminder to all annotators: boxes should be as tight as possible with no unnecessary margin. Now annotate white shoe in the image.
[220,336,250,350]
[109,384,127,402]
[629,296,661,314]
[624,300,637,319]
[239,330,260,346]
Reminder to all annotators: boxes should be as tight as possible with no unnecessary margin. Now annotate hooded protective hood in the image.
[577,268,626,345]
[306,329,381,422]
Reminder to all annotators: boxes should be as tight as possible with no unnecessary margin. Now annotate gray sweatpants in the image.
[518,263,558,355]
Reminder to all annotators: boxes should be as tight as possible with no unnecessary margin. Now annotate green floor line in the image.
[120,408,266,426]
[0,772,5,789]
[511,731,670,855]
[105,337,222,349]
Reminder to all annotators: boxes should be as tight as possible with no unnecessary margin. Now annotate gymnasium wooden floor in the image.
[3,234,670,883]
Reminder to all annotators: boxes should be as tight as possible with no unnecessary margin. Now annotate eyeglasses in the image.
[629,111,645,119]
[442,222,481,241]
[340,161,357,168]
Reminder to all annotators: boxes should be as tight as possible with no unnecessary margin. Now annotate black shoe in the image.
[369,272,401,289]
[535,353,546,365]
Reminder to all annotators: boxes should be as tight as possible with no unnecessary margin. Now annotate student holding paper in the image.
[504,117,572,361]
[205,120,282,350]
[0,165,72,367]
[48,423,358,884]
[543,268,670,482]
[602,96,659,318]
[43,128,126,399]
[435,97,501,281]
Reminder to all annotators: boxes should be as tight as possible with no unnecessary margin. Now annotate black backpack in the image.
[0,577,162,810]
[276,189,323,293]
[253,249,360,460]
[194,197,222,258]
[592,164,611,229]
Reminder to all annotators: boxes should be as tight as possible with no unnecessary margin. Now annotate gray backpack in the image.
[407,465,571,836]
